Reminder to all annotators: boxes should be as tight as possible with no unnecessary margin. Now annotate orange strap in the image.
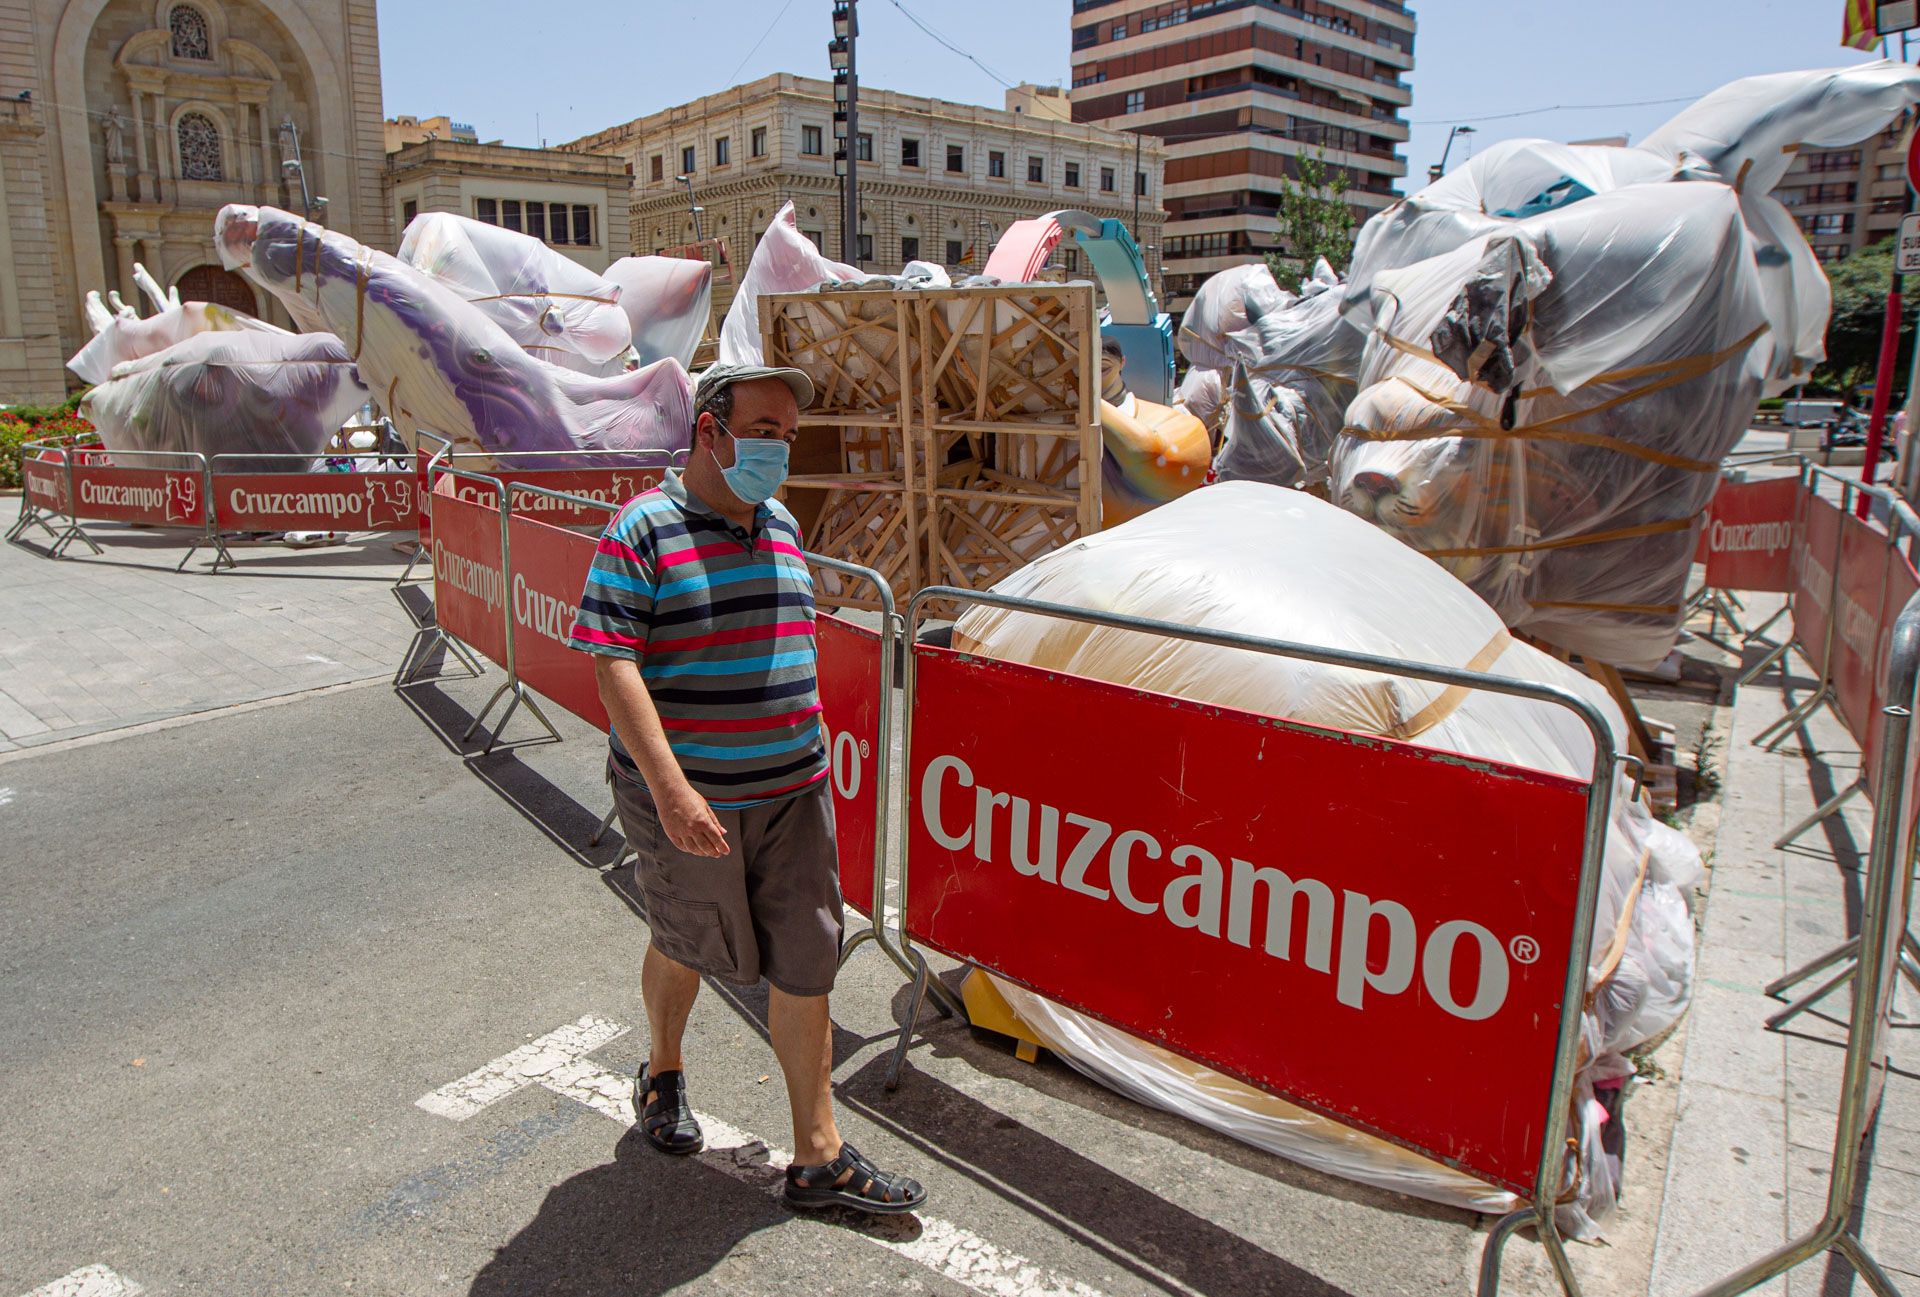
[1419,516,1693,560]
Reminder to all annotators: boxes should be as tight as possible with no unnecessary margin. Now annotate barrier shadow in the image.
[833,1046,1366,1297]
[390,679,620,871]
[874,972,1474,1227]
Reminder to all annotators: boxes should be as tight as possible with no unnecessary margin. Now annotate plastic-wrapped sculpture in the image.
[1178,259,1357,490]
[1335,181,1771,668]
[80,330,372,463]
[720,202,860,365]
[1177,62,1920,666]
[603,254,713,369]
[67,263,282,385]
[216,204,692,467]
[1095,342,1210,526]
[953,483,1701,1233]
[396,213,634,373]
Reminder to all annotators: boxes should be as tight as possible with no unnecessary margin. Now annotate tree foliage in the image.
[1818,237,1914,399]
[1263,150,1356,294]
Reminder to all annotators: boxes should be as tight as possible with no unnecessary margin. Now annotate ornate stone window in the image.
[169,4,211,60]
[177,112,223,180]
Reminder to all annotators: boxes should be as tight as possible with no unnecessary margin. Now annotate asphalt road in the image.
[0,672,1493,1297]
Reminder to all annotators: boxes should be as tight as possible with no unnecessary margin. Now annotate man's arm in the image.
[593,654,729,857]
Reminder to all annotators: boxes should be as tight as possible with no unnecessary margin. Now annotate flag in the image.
[1844,0,1880,50]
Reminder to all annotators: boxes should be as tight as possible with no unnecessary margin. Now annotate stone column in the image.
[113,234,139,311]
[257,104,274,201]
[129,92,150,187]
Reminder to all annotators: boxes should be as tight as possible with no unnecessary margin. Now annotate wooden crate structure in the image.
[761,288,925,611]
[759,282,1100,605]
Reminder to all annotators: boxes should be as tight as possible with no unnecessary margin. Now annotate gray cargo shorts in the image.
[610,763,845,997]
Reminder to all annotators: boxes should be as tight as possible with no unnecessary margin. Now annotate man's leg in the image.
[643,943,701,1074]
[768,986,842,1164]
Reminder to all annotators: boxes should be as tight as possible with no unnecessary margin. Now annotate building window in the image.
[475,197,497,224]
[528,202,547,241]
[650,154,663,182]
[715,136,730,166]
[169,4,211,60]
[402,198,418,225]
[1135,169,1147,196]
[902,235,920,262]
[1027,155,1044,182]
[902,137,921,168]
[176,112,222,180]
[1111,21,1126,39]
[1100,166,1115,192]
[857,232,874,260]
[856,132,873,162]
[680,144,695,174]
[1064,162,1080,188]
[802,124,823,155]
[1807,150,1862,173]
[573,205,594,245]
[752,127,767,157]
[803,228,824,251]
[988,150,1006,178]
[1807,212,1855,235]
[947,238,963,264]
[1124,90,1145,114]
[947,144,964,172]
[501,199,523,232]
[1065,248,1078,272]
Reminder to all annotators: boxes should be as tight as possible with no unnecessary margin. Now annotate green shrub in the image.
[0,401,95,490]
[0,417,31,490]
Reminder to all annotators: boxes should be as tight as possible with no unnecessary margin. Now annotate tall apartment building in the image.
[1068,0,1416,313]
[1777,117,1912,264]
[561,73,1165,323]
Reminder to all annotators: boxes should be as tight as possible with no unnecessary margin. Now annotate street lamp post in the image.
[675,173,705,246]
[1427,124,1477,184]
[831,2,859,265]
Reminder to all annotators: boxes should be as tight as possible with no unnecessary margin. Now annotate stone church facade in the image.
[0,0,388,403]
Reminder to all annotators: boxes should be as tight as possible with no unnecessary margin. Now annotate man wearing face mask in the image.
[566,364,928,1215]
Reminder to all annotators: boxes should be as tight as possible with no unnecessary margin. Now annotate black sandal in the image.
[784,1142,927,1214]
[634,1064,703,1154]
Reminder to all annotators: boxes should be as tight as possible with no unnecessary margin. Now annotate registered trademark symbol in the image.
[1509,935,1541,965]
[859,740,870,759]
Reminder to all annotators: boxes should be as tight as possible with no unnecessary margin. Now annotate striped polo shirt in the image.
[566,470,826,808]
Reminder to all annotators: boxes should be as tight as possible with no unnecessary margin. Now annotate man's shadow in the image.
[468,1128,789,1296]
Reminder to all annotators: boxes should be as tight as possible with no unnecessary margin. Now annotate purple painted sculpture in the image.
[215,204,691,467]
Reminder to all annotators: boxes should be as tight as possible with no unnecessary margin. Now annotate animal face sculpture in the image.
[216,205,691,468]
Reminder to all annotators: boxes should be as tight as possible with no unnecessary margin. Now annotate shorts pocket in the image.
[642,889,741,979]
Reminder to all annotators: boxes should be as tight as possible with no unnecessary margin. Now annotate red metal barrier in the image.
[1794,495,1845,681]
[1703,477,1800,593]
[428,479,508,668]
[817,615,884,917]
[454,467,671,530]
[1832,513,1891,744]
[22,451,67,516]
[69,460,204,527]
[213,470,420,532]
[901,642,1592,1195]
[505,510,609,729]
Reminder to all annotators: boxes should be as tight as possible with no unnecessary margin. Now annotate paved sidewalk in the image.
[0,521,422,751]
[1650,596,1920,1297]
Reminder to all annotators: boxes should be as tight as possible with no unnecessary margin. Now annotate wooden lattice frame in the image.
[760,282,1099,603]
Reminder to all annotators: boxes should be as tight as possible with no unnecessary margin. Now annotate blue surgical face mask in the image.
[709,417,790,505]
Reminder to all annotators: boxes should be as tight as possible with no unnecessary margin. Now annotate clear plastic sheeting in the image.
[79,330,371,462]
[216,205,691,467]
[952,484,1700,1233]
[603,255,713,369]
[1179,259,1357,488]
[68,263,285,386]
[397,213,633,372]
[1331,182,1772,668]
[719,203,859,365]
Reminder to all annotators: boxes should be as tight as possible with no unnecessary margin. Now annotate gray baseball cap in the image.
[693,362,816,413]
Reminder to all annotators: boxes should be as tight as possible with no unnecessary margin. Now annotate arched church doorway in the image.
[173,264,258,316]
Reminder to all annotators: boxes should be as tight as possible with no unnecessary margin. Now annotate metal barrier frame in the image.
[896,585,1622,1297]
[1687,589,1920,1297]
[199,450,417,574]
[9,436,97,556]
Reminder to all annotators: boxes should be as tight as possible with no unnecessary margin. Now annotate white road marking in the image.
[20,1266,143,1297]
[0,787,14,808]
[415,1015,627,1121]
[418,1019,1108,1297]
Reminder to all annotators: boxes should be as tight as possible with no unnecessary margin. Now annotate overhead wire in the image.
[720,0,801,92]
[887,0,1016,89]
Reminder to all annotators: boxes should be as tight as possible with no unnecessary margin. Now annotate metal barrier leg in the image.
[1739,638,1793,687]
[1773,777,1866,849]
[394,625,485,688]
[1474,1209,1541,1297]
[883,953,935,1092]
[837,928,877,971]
[1761,688,1837,753]
[1767,937,1860,999]
[1742,603,1791,651]
[393,541,428,590]
[49,520,102,558]
[588,801,620,848]
[1766,960,1857,1031]
[466,682,562,756]
[1834,1232,1906,1297]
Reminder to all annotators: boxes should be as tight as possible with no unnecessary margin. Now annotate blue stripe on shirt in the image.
[641,648,816,679]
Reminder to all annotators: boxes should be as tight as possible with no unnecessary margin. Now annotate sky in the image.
[379,0,1893,189]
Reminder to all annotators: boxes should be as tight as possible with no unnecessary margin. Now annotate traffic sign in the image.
[1899,213,1920,273]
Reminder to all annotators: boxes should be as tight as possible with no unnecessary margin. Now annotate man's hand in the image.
[656,776,729,857]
